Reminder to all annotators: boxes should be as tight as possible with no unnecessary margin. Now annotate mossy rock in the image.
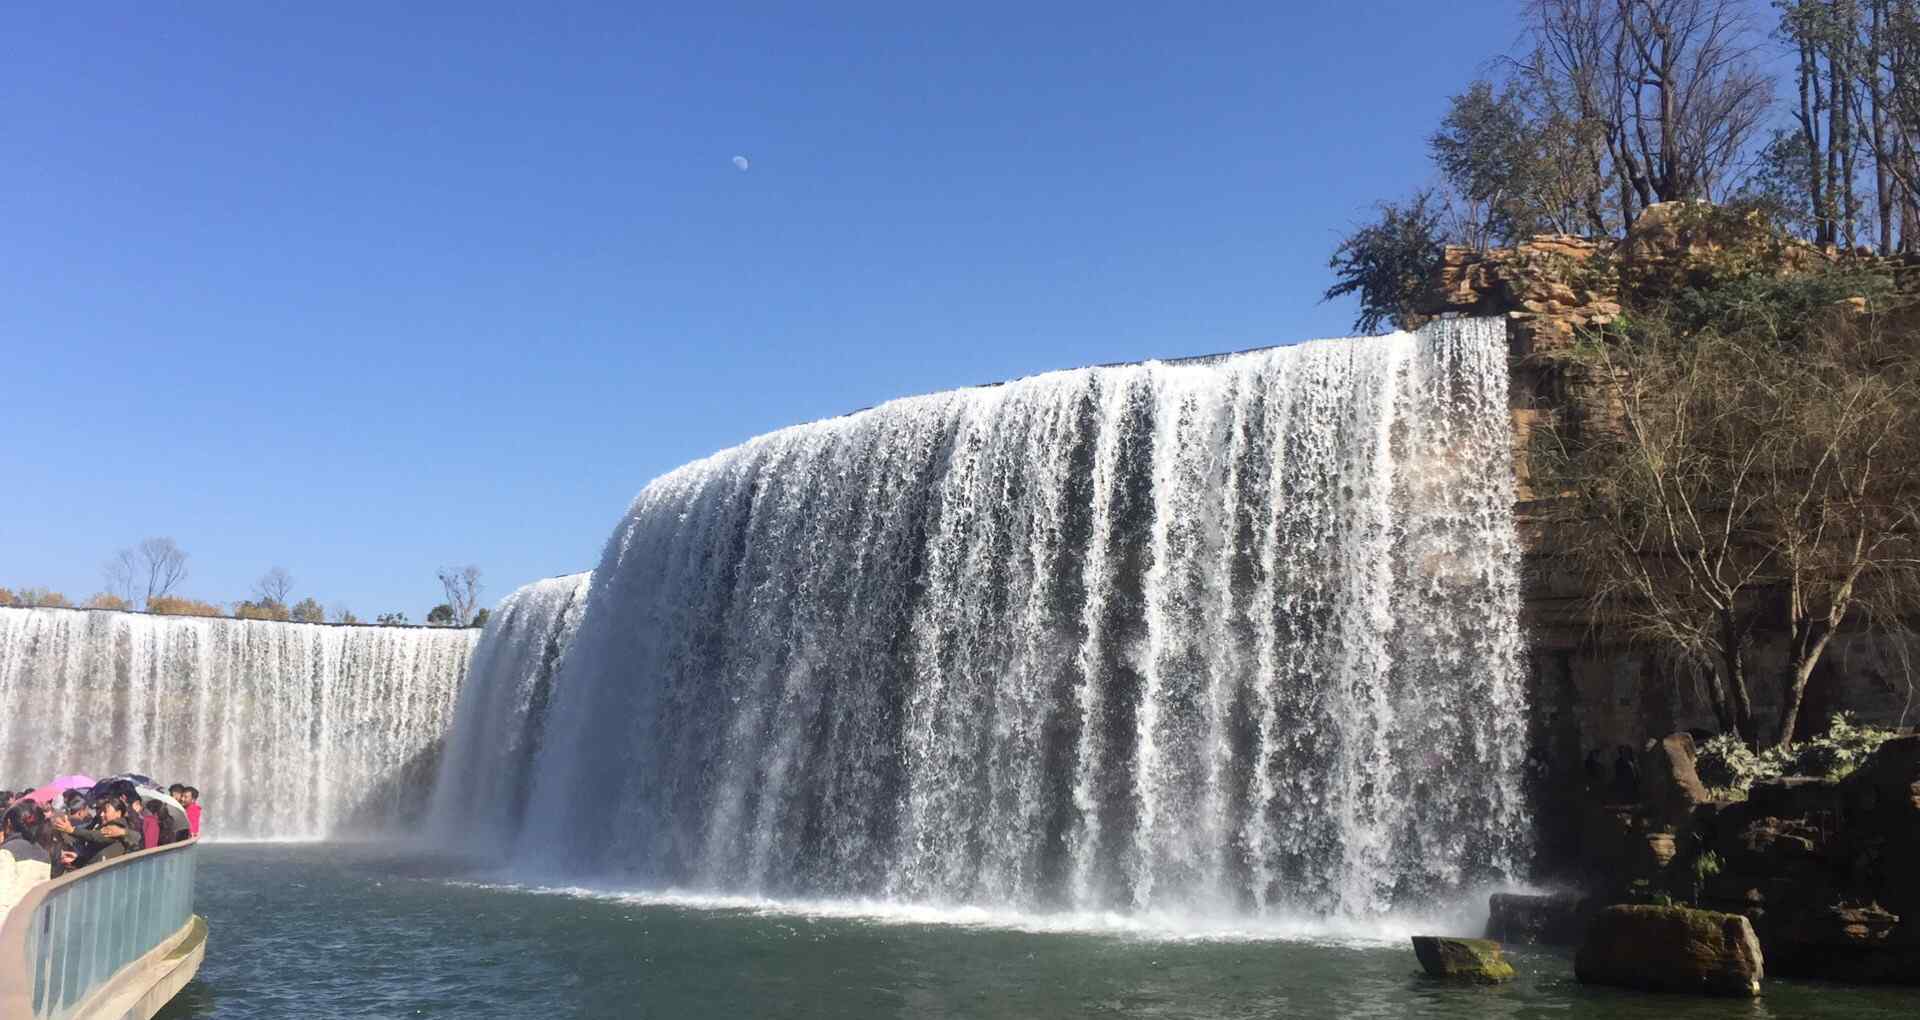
[1410,936,1516,984]
[1574,905,1763,996]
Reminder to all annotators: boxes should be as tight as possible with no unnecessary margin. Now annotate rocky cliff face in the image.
[1417,204,1920,872]
[1422,232,1622,361]
[1694,738,1920,983]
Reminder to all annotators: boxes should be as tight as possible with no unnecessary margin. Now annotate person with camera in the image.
[51,796,144,868]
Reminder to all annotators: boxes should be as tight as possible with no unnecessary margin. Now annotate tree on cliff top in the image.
[107,537,188,610]
[1521,0,1770,222]
[436,565,483,627]
[7,587,70,608]
[148,596,225,617]
[254,566,294,606]
[1326,0,1773,332]
[1323,190,1449,333]
[1532,280,1920,748]
[232,599,290,621]
[1433,75,1620,242]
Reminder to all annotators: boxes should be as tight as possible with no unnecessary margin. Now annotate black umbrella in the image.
[132,785,190,837]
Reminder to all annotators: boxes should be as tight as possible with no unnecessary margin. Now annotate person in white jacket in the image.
[0,802,56,921]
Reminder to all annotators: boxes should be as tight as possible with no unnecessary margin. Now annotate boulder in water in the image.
[1410,936,1516,983]
[1574,905,1764,996]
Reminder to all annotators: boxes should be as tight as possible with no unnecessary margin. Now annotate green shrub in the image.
[1690,849,1725,905]
[1776,713,1896,781]
[1694,714,1899,794]
[1695,733,1769,791]
[1662,265,1894,343]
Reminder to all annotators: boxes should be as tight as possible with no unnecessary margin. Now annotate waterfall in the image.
[427,572,591,849]
[0,608,476,840]
[501,318,1527,916]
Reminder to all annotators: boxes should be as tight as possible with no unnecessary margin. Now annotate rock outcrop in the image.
[1844,733,1920,817]
[1639,733,1711,827]
[1410,936,1517,984]
[1422,233,1621,357]
[1421,202,1920,906]
[1574,905,1764,996]
[1683,736,1920,983]
[1528,732,1920,984]
[1419,204,1830,358]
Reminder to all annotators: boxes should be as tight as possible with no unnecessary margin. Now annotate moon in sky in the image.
[732,155,751,171]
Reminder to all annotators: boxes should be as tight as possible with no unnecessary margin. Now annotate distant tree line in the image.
[1327,0,1920,331]
[1,537,489,628]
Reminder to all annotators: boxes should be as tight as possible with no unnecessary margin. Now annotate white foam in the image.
[438,874,1521,947]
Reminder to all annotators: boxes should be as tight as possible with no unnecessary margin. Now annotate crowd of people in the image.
[0,775,203,921]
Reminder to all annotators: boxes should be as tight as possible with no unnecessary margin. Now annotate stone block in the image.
[1574,905,1764,996]
[1411,936,1516,983]
[1747,777,1842,820]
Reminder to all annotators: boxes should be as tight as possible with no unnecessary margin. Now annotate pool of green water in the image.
[155,843,1917,1019]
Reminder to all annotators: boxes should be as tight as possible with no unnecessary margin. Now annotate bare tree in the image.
[1524,0,1640,229]
[1524,0,1771,227]
[254,566,295,607]
[1734,2,1920,252]
[102,548,138,605]
[1533,306,1920,748]
[1780,0,1866,247]
[436,565,483,627]
[1838,0,1920,251]
[1615,0,1773,203]
[127,537,189,609]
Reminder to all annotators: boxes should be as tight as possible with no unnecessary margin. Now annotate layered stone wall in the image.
[1411,205,1919,864]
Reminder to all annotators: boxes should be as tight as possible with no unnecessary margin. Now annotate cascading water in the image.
[0,607,475,839]
[496,318,1526,917]
[427,572,591,849]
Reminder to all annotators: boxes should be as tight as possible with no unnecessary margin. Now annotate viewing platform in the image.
[0,839,205,1020]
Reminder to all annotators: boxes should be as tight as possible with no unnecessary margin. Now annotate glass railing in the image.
[0,839,199,1020]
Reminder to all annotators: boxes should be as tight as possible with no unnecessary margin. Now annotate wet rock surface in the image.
[1574,905,1764,996]
[1410,936,1516,984]
[1566,733,1920,985]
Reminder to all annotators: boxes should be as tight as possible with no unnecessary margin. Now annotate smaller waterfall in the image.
[0,607,477,840]
[427,573,592,849]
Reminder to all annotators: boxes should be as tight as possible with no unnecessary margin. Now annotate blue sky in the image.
[2,1,1532,618]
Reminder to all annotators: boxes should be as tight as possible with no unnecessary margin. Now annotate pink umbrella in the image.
[19,774,96,805]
